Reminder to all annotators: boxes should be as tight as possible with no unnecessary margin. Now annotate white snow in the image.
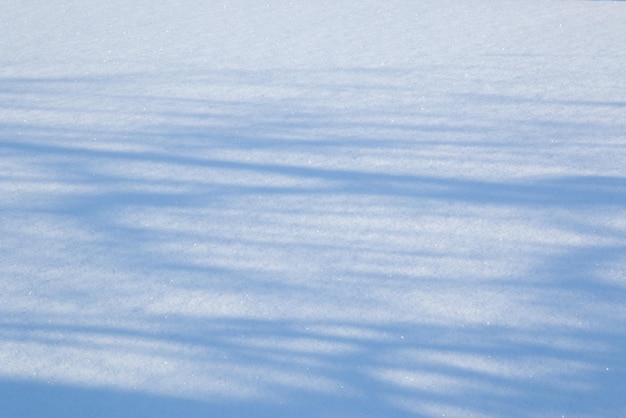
[1,1,625,417]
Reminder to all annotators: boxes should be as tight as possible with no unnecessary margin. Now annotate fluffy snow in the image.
[1,1,625,417]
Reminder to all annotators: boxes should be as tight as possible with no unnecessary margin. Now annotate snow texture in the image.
[1,1,625,417]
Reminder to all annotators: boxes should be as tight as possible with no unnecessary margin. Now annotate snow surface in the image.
[1,1,625,417]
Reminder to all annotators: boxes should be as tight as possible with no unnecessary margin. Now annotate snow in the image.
[1,1,625,417]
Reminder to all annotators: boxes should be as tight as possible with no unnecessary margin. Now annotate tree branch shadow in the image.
[1,68,625,417]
